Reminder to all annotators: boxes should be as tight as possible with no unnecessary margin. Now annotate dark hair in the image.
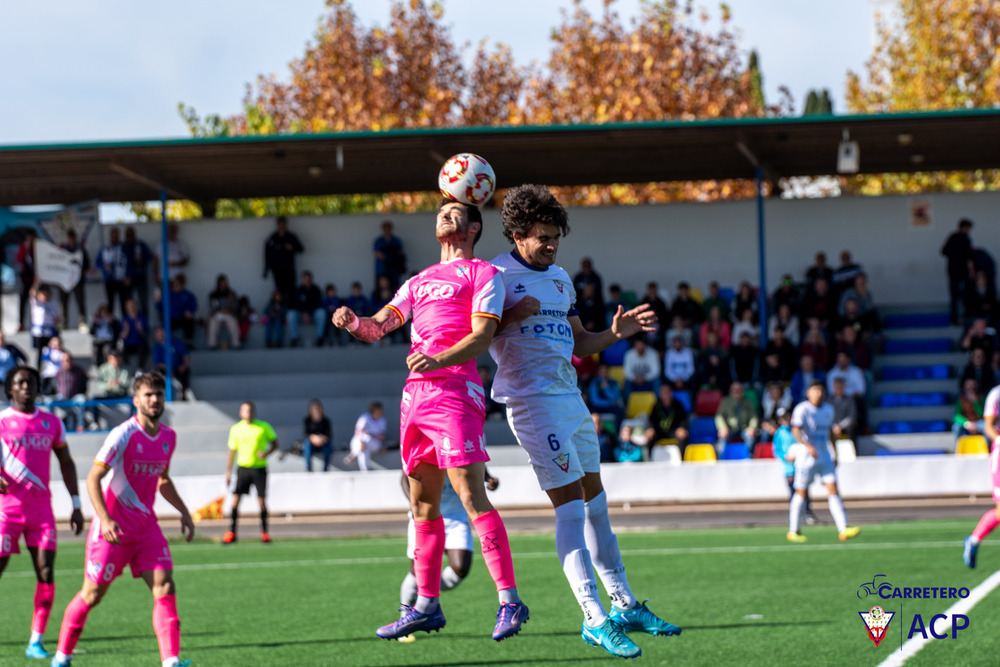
[5,366,39,400]
[959,218,973,229]
[808,380,826,389]
[438,199,484,245]
[499,184,569,244]
[134,370,166,394]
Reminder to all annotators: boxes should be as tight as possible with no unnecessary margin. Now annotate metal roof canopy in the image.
[1,108,999,208]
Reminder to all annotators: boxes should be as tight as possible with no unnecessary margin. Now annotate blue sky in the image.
[0,0,874,146]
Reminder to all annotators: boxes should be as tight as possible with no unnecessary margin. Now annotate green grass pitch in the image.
[0,518,996,666]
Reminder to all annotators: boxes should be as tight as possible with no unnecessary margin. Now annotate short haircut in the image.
[499,184,570,244]
[809,380,826,389]
[4,366,39,400]
[369,401,383,412]
[134,370,166,394]
[959,218,973,229]
[439,198,484,245]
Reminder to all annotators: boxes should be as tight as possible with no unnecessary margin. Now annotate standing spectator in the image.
[573,257,604,311]
[95,227,129,316]
[697,331,731,390]
[322,284,343,347]
[700,281,730,322]
[829,377,859,442]
[961,347,997,395]
[152,325,192,400]
[15,229,38,331]
[53,353,89,431]
[59,229,90,330]
[346,401,386,472]
[729,331,760,386]
[768,303,800,347]
[714,381,758,453]
[373,220,406,289]
[699,305,732,350]
[119,298,150,370]
[641,281,670,352]
[223,401,279,544]
[155,274,198,349]
[153,222,190,282]
[263,290,287,348]
[263,215,303,303]
[30,285,60,369]
[0,330,28,383]
[954,378,986,441]
[671,281,703,328]
[622,337,661,400]
[770,275,801,317]
[206,274,241,350]
[643,385,689,457]
[790,355,826,405]
[941,218,975,325]
[89,303,120,365]
[805,251,833,289]
[303,399,332,472]
[576,283,607,332]
[122,226,152,316]
[732,281,758,325]
[287,270,326,348]
[663,334,696,390]
[831,250,863,297]
[587,363,624,428]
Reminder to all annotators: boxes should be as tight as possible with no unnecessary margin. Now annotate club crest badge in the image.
[859,606,894,646]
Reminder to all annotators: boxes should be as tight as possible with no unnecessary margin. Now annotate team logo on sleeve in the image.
[163,443,169,454]
[553,453,570,473]
[859,606,894,645]
[41,419,50,429]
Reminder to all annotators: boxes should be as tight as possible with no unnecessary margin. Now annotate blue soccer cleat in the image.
[964,535,979,569]
[492,601,529,641]
[376,605,446,640]
[26,642,51,659]
[581,618,642,659]
[609,599,682,637]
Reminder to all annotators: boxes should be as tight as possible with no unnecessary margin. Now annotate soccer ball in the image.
[438,153,496,206]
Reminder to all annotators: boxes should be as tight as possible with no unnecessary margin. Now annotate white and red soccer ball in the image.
[438,153,496,206]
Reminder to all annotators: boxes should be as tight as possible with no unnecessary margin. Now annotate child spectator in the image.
[30,285,60,368]
[263,290,287,349]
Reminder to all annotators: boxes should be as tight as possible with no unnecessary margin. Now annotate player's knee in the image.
[153,581,176,598]
[452,556,472,579]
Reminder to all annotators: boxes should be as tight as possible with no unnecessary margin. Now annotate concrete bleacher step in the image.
[869,405,952,423]
[189,344,409,375]
[191,370,405,401]
[881,326,961,340]
[873,352,967,371]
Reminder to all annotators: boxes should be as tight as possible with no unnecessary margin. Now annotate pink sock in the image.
[973,509,1000,541]
[56,593,91,656]
[413,517,445,599]
[32,582,55,634]
[472,510,517,592]
[152,594,181,662]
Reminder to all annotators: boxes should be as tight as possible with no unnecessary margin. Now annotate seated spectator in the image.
[834,325,871,370]
[832,250,864,297]
[0,331,28,383]
[370,275,404,345]
[961,317,998,360]
[587,363,624,427]
[90,303,120,366]
[700,281,730,322]
[829,377,859,442]
[729,331,760,385]
[697,333,731,391]
[207,273,241,350]
[347,402,387,472]
[838,272,875,316]
[622,337,661,399]
[663,334,696,390]
[954,378,986,441]
[960,347,997,395]
[836,297,880,341]
[732,281,758,325]
[572,353,599,388]
[30,285,60,368]
[764,327,797,381]
[699,306,732,350]
[800,277,837,335]
[614,424,643,463]
[605,284,627,323]
[643,385,690,457]
[731,308,760,347]
[119,298,150,370]
[236,295,256,347]
[671,281,703,329]
[577,283,607,333]
[39,335,66,396]
[761,381,792,424]
[641,282,670,352]
[95,349,132,399]
[964,270,998,326]
[799,325,829,370]
[321,284,343,346]
[768,303,800,347]
[592,412,618,463]
[805,251,833,290]
[343,281,371,343]
[715,381,759,453]
[287,270,327,348]
[826,351,867,431]
[155,274,198,348]
[790,355,825,405]
[664,315,693,349]
[153,325,192,400]
[758,354,785,387]
[303,399,332,472]
[263,290,287,348]
[53,352,89,431]
[478,365,505,420]
[770,275,801,317]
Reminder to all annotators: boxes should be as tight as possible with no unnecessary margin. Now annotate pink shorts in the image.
[400,378,490,475]
[0,501,57,556]
[992,440,1000,502]
[84,517,172,584]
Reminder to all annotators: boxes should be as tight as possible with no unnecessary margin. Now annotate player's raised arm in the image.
[407,315,498,374]
[569,303,658,358]
[158,473,195,542]
[332,305,402,344]
[54,445,84,534]
[86,462,121,544]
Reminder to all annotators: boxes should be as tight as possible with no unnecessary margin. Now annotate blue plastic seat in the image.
[883,313,951,329]
[601,339,630,366]
[883,339,952,355]
[688,417,717,444]
[720,442,750,460]
[673,390,692,413]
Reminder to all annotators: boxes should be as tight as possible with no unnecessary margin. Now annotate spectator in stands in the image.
[800,277,836,335]
[715,381,759,454]
[622,337,661,400]
[665,315,693,349]
[941,218,975,325]
[826,351,867,431]
[59,229,90,330]
[263,215,304,303]
[0,331,28,383]
[768,302,801,347]
[90,302,120,366]
[15,229,38,331]
[832,250,864,297]
[614,424,643,463]
[572,353,599,389]
[731,308,760,347]
[605,283,627,323]
[343,281,371,342]
[805,251,833,289]
[373,220,406,290]
[303,399,333,472]
[643,385,689,457]
[120,298,150,370]
[954,378,986,441]
[761,381,792,424]
[700,305,732,351]
[829,377,859,442]
[697,330,730,390]
[838,273,875,316]
[263,289,287,348]
[671,281,703,329]
[123,227,152,316]
[664,333,696,391]
[153,325,192,400]
[573,257,604,311]
[29,285,60,369]
[576,283,607,332]
[770,275,801,318]
[287,270,326,348]
[729,331,760,386]
[964,270,998,327]
[236,295,256,347]
[960,347,996,395]
[39,335,66,396]
[701,281,730,322]
[207,273,241,350]
[322,284,343,347]
[478,365,505,420]
[732,281,758,326]
[53,352,89,431]
[765,327,797,381]
[790,355,825,405]
[960,317,998,360]
[641,281,670,351]
[346,401,387,472]
[96,226,129,316]
[836,297,880,343]
[758,353,784,388]
[587,363,624,428]
[592,412,618,463]
[800,323,830,370]
[95,349,131,400]
[154,222,191,282]
[155,273,198,348]
[834,325,871,371]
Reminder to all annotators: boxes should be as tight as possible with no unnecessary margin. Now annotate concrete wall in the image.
[114,189,1000,315]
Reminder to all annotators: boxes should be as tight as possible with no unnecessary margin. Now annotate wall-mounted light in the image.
[308,166,322,178]
[837,129,859,174]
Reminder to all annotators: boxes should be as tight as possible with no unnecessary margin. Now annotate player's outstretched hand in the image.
[0,477,7,494]
[70,508,84,535]
[407,352,441,374]
[331,306,358,330]
[180,512,195,542]
[611,303,658,339]
[102,520,123,545]
[486,475,500,491]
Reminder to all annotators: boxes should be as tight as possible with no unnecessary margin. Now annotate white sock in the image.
[971,535,982,545]
[828,494,848,533]
[499,588,520,604]
[556,500,607,625]
[54,652,70,663]
[584,491,637,610]
[414,595,439,614]
[163,658,180,667]
[400,571,417,606]
[29,631,43,645]
[789,493,804,534]
[440,565,463,591]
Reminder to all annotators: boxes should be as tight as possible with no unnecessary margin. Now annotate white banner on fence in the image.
[34,238,83,291]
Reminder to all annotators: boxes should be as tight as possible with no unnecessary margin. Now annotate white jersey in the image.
[488,251,579,401]
[351,412,386,448]
[791,400,834,462]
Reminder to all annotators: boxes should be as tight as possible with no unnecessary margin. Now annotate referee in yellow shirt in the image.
[223,401,279,544]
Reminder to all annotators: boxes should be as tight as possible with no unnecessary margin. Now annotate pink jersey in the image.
[94,417,176,535]
[985,386,1000,420]
[0,407,66,511]
[387,258,503,383]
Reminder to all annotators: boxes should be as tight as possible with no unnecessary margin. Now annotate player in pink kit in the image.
[333,199,528,642]
[0,366,84,660]
[964,383,1000,568]
[51,371,194,667]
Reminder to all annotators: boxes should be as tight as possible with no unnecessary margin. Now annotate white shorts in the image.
[350,437,383,456]
[792,458,837,490]
[504,393,601,491]
[405,482,473,558]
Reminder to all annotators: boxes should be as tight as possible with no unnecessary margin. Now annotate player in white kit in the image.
[963,383,1000,568]
[488,184,677,659]
[786,381,861,543]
